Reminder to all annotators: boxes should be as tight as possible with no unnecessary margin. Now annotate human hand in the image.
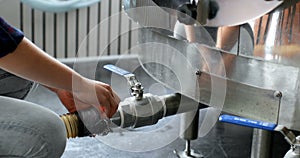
[54,78,120,118]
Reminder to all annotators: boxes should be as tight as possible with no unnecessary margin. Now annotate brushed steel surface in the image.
[123,0,282,27]
[136,28,300,129]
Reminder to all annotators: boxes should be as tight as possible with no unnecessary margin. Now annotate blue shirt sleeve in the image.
[0,17,24,58]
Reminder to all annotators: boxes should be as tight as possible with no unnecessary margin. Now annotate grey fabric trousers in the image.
[0,70,33,99]
[0,69,67,157]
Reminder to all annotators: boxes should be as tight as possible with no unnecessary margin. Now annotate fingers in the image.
[96,82,120,118]
[72,79,120,118]
[97,90,113,117]
[108,96,119,117]
[104,90,120,118]
[56,89,91,113]
[112,90,121,103]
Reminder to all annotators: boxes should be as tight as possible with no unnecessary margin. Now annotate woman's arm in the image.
[0,37,119,117]
[0,38,79,91]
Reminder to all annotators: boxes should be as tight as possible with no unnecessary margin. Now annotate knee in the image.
[0,112,67,158]
[38,110,67,157]
[0,97,67,157]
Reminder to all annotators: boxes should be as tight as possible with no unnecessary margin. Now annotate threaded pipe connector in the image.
[60,113,80,138]
[60,108,111,138]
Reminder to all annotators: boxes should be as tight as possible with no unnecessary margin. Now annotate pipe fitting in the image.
[60,93,205,138]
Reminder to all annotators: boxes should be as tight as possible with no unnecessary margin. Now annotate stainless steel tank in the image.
[122,0,300,131]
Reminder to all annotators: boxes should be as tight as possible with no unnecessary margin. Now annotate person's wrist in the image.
[72,75,90,93]
[72,76,97,104]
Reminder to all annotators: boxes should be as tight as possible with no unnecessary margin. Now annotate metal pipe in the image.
[60,93,207,138]
[112,93,206,128]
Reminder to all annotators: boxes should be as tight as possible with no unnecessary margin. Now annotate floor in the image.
[25,84,254,158]
[24,57,291,158]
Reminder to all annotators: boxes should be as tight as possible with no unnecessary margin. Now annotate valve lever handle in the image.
[219,114,297,146]
[103,64,137,87]
[219,114,277,131]
[104,64,144,100]
[103,64,132,76]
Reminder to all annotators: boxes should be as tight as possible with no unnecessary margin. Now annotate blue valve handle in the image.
[103,64,133,76]
[219,114,277,131]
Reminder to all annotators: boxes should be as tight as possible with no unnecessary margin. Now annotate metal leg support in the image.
[251,129,272,158]
[174,110,203,158]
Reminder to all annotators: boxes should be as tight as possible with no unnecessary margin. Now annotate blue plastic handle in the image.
[103,64,132,76]
[219,114,277,131]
